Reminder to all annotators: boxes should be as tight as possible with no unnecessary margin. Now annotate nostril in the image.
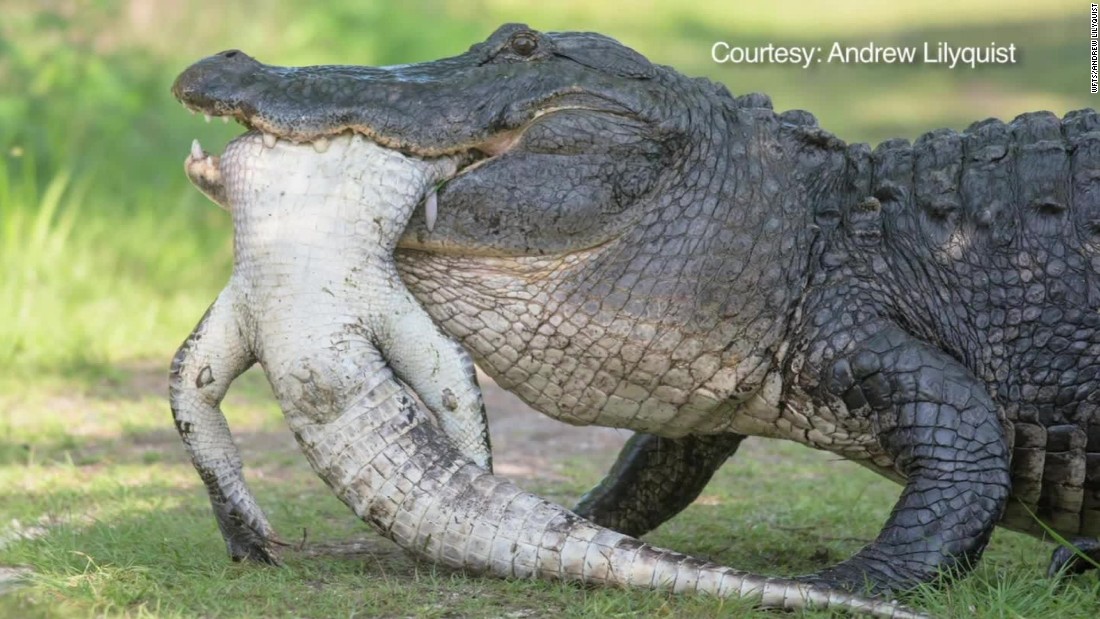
[222,50,239,59]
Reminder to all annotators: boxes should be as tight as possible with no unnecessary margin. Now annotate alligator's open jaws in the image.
[171,21,1100,618]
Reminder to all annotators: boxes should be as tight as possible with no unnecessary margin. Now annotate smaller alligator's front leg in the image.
[170,289,279,563]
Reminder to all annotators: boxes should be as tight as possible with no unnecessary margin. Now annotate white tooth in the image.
[221,116,229,124]
[190,139,203,160]
[262,133,278,148]
[204,114,212,123]
[312,137,330,153]
[425,190,438,233]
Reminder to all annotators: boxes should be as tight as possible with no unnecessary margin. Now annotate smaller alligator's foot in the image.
[213,496,284,565]
[1047,537,1100,578]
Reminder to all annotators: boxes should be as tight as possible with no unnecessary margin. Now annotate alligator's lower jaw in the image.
[184,130,478,231]
[185,139,227,209]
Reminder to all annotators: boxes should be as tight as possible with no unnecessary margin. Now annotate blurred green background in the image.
[0,0,1090,377]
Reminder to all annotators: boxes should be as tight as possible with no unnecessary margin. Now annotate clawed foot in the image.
[799,568,888,597]
[1047,537,1100,578]
[572,500,647,538]
[799,555,944,598]
[211,494,285,565]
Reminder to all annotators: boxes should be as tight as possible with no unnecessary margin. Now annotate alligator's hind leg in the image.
[1048,538,1100,577]
[378,294,493,471]
[573,432,744,537]
[804,325,1011,593]
[170,290,279,563]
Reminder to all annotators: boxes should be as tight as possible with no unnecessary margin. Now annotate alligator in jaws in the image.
[170,22,1100,617]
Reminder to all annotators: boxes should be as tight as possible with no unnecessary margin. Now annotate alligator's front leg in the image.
[805,325,1012,593]
[169,290,279,563]
[1048,538,1100,577]
[574,432,744,537]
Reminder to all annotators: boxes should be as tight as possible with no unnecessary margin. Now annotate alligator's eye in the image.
[510,33,538,57]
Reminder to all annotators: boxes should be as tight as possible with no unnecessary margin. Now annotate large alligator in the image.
[170,23,1100,615]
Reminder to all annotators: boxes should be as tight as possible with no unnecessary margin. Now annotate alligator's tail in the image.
[284,360,925,619]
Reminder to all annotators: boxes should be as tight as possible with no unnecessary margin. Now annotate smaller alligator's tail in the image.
[286,360,925,619]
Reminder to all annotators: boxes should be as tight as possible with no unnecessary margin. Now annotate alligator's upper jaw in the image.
[170,27,642,161]
[172,46,536,219]
[171,48,525,159]
[175,26,664,258]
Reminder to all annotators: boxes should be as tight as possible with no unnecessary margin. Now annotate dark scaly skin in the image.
[801,324,1010,590]
[573,433,745,538]
[1049,539,1100,577]
[172,23,1100,599]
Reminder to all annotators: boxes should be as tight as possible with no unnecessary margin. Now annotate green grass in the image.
[1,368,1098,618]
[1,0,1097,617]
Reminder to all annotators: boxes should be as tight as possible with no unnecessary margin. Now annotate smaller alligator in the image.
[170,127,915,618]
[173,131,493,560]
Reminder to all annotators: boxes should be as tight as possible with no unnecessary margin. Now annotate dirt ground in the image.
[475,371,630,481]
[0,365,634,585]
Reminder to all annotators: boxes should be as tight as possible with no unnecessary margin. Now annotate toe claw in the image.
[225,524,282,566]
[211,492,282,565]
[1047,537,1100,578]
[229,539,281,566]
